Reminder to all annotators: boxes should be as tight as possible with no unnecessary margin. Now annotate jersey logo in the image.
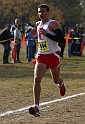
[39,33,44,40]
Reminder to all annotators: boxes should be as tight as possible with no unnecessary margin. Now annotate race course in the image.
[0,45,85,124]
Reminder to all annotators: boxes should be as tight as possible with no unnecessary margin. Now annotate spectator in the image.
[67,28,74,57]
[0,24,13,64]
[25,23,32,58]
[11,18,23,34]
[10,18,23,63]
[25,26,35,62]
[59,24,66,58]
[14,24,22,63]
[25,22,32,34]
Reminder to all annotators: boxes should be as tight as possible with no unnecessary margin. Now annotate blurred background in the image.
[0,0,85,33]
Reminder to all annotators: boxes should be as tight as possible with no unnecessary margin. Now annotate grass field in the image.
[0,45,85,124]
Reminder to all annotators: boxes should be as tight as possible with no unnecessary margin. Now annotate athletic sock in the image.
[33,104,39,109]
[58,82,64,88]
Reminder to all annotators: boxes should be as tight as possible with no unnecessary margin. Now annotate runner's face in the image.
[38,7,49,20]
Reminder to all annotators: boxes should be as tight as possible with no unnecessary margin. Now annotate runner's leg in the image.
[49,65,63,85]
[50,66,66,96]
[33,62,47,105]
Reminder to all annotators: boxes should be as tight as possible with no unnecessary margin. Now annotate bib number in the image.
[38,41,49,51]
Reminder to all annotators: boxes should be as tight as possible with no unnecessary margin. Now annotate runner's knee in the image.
[34,75,41,84]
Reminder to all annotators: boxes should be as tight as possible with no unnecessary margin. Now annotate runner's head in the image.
[15,18,20,25]
[38,4,50,21]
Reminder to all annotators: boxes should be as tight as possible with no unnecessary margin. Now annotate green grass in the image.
[0,45,85,114]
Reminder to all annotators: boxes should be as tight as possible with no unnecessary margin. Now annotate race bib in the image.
[38,40,49,51]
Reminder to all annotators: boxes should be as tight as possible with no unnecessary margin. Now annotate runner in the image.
[29,4,66,117]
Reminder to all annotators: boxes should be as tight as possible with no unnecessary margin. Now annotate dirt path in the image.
[1,94,85,124]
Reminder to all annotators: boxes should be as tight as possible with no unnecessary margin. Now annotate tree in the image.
[49,0,83,26]
[0,0,84,30]
[80,0,85,26]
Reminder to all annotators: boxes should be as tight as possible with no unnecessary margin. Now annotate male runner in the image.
[29,4,66,117]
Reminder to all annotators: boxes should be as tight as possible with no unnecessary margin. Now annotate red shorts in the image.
[33,51,60,69]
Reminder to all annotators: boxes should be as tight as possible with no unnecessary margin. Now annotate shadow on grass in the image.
[0,64,34,79]
[0,64,85,80]
[45,71,85,80]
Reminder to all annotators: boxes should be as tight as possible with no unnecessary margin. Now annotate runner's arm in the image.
[46,29,65,43]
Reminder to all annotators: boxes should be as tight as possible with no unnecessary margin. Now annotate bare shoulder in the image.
[36,21,41,26]
[50,20,60,30]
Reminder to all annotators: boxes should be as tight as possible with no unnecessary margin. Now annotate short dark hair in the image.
[38,4,50,12]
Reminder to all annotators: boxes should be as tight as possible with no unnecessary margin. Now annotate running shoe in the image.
[29,106,40,117]
[59,84,66,96]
